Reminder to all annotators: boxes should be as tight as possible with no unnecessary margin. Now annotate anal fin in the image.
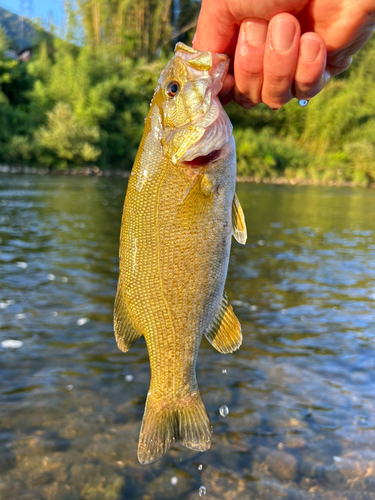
[114,281,142,352]
[204,293,242,354]
[232,192,247,244]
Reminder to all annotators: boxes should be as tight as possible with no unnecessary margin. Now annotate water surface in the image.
[1,175,375,500]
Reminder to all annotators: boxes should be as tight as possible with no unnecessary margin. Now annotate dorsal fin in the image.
[204,293,242,354]
[232,193,247,244]
[114,281,142,352]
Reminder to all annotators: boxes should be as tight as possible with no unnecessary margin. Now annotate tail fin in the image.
[137,391,212,464]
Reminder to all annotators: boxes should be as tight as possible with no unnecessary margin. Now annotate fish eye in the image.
[166,81,180,98]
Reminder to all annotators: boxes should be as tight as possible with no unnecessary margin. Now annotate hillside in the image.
[0,6,36,50]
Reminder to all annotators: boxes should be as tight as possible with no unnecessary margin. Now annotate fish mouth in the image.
[183,149,221,168]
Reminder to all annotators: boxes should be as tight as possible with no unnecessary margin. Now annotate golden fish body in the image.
[114,43,247,464]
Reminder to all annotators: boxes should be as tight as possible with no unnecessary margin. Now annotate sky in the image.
[0,0,64,26]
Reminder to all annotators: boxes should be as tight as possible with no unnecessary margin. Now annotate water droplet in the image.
[1,339,23,349]
[16,313,25,320]
[67,384,73,391]
[198,485,207,497]
[47,274,55,281]
[257,239,265,246]
[171,476,178,485]
[198,464,203,471]
[299,99,309,107]
[125,374,134,382]
[77,317,89,326]
[219,405,229,417]
[249,305,258,312]
[52,311,58,317]
[222,369,227,374]
[16,261,28,269]
[61,277,68,283]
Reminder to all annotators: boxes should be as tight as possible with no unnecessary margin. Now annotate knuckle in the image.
[237,59,263,78]
[296,70,322,89]
[234,89,260,109]
[262,90,293,109]
[295,78,319,93]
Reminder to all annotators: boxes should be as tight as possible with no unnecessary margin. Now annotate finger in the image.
[193,0,238,54]
[327,55,353,77]
[233,18,268,108]
[193,0,310,54]
[294,32,327,100]
[262,13,301,109]
[219,73,234,106]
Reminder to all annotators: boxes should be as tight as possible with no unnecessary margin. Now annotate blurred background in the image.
[0,0,375,185]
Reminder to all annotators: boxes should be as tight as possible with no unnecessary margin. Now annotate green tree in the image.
[36,102,101,168]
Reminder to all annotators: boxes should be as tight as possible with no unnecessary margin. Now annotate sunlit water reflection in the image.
[1,175,375,500]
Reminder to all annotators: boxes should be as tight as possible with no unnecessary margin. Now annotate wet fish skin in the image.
[114,43,247,464]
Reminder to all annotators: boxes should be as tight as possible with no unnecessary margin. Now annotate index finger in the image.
[193,1,238,53]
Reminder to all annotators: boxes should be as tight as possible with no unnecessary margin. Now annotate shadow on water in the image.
[1,176,375,499]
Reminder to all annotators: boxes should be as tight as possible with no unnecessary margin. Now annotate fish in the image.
[114,42,247,465]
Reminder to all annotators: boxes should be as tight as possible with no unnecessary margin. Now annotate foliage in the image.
[36,102,101,168]
[0,2,374,186]
[234,127,311,178]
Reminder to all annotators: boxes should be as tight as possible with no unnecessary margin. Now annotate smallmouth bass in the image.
[114,43,247,464]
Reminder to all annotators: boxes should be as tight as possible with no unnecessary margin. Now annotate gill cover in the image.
[159,43,233,165]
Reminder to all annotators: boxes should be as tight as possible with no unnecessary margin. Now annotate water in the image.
[1,175,375,500]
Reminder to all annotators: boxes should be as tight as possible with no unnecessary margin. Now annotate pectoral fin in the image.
[232,193,247,244]
[178,176,214,222]
[204,293,242,354]
[114,281,142,352]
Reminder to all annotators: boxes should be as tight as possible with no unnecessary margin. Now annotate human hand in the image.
[193,0,375,109]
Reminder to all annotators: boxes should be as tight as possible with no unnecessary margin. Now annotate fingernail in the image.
[243,20,267,47]
[300,38,320,62]
[271,19,296,53]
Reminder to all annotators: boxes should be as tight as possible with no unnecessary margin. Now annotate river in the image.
[1,175,375,500]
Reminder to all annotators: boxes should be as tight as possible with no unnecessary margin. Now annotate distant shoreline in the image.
[0,164,373,189]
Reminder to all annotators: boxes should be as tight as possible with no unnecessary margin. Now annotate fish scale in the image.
[114,43,247,464]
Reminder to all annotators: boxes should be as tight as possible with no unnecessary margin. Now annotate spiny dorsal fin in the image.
[204,293,242,354]
[114,281,142,352]
[232,192,247,244]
